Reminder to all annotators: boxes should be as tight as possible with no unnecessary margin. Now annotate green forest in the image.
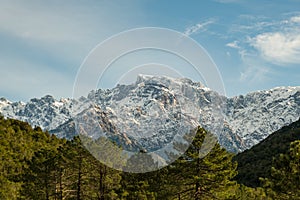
[234,118,300,188]
[0,116,299,200]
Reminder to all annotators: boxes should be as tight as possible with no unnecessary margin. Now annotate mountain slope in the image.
[1,75,299,152]
[233,118,300,187]
[226,87,300,149]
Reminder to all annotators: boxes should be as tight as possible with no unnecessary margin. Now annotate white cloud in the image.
[229,14,300,66]
[250,32,300,65]
[214,0,241,3]
[184,19,215,36]
[226,41,240,49]
[290,16,300,23]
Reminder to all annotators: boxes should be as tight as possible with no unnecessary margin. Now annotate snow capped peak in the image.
[0,94,72,130]
[136,74,156,82]
[136,74,210,91]
[60,97,71,103]
[0,97,11,110]
[53,101,64,108]
[136,74,178,85]
[41,94,55,103]
[0,97,11,104]
[0,75,299,153]
[272,86,299,90]
[178,77,210,91]
[244,86,300,96]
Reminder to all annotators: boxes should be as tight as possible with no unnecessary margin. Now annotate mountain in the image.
[226,87,300,149]
[0,95,73,130]
[233,118,300,187]
[1,75,299,152]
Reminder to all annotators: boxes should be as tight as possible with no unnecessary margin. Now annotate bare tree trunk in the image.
[59,168,63,200]
[195,150,201,200]
[99,165,106,200]
[77,158,82,200]
[45,165,50,200]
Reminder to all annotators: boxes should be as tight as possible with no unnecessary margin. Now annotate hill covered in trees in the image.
[234,118,300,188]
[1,116,299,199]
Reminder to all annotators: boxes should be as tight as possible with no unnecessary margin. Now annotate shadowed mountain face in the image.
[233,118,300,187]
[1,75,299,152]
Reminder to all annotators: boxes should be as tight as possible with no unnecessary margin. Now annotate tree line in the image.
[0,116,299,199]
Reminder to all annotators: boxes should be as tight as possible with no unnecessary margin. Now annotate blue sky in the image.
[0,0,300,101]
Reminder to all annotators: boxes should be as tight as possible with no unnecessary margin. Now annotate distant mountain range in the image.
[1,75,299,152]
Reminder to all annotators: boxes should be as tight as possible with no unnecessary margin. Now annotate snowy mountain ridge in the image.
[1,75,299,152]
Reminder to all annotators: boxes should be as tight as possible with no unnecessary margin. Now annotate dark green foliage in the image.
[0,116,62,199]
[261,140,300,199]
[21,148,59,199]
[1,115,299,199]
[234,118,300,187]
[123,152,159,173]
[0,117,121,200]
[233,184,269,200]
[120,172,156,200]
[164,127,239,199]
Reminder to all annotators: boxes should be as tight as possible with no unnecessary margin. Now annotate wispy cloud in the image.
[237,51,273,84]
[240,66,270,83]
[0,1,142,44]
[184,19,215,36]
[238,49,270,83]
[230,15,276,34]
[213,0,242,3]
[226,41,240,49]
[0,0,143,101]
[226,14,300,82]
[290,16,300,23]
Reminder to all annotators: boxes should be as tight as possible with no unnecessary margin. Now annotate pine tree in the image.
[261,140,300,199]
[120,172,156,200]
[62,136,123,200]
[21,148,58,200]
[0,117,62,200]
[87,154,122,200]
[166,127,238,199]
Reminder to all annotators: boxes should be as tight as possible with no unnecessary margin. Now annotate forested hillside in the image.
[234,118,300,188]
[1,116,299,199]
